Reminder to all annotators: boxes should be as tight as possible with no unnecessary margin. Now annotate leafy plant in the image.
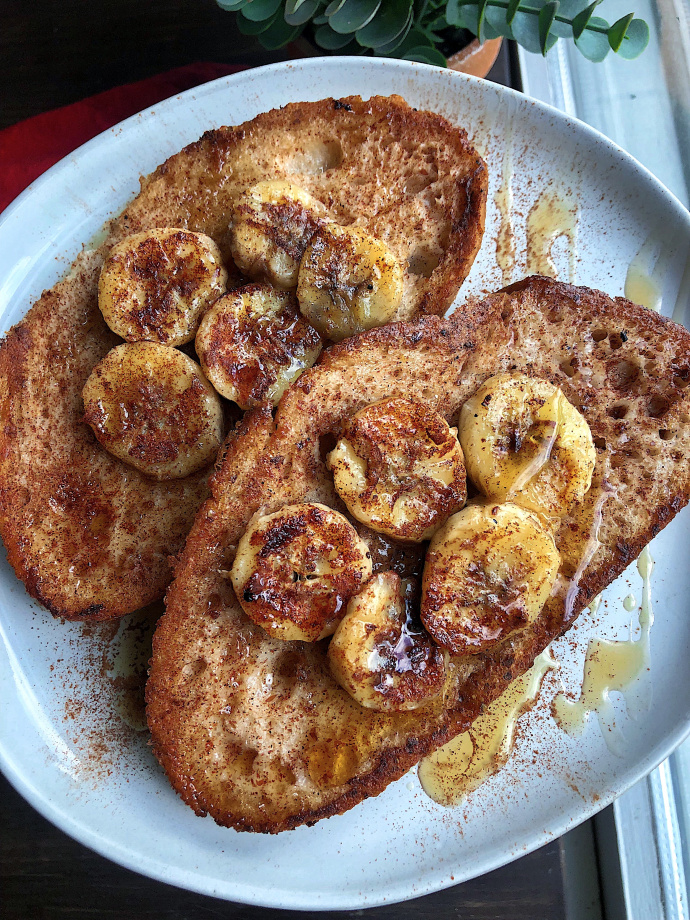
[216,0,649,63]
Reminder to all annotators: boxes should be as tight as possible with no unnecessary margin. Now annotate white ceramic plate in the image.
[1,58,689,910]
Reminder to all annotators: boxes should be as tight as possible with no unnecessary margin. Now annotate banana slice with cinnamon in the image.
[82,341,223,480]
[421,502,560,655]
[230,502,372,642]
[297,224,403,341]
[327,397,467,542]
[329,572,447,712]
[195,285,322,409]
[230,180,327,290]
[98,228,227,346]
[459,373,596,517]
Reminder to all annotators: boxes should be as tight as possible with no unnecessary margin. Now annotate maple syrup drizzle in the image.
[625,239,663,312]
[525,192,578,281]
[552,547,654,756]
[418,648,558,805]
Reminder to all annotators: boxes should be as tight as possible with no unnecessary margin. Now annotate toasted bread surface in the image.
[108,94,487,322]
[0,250,211,620]
[147,276,690,832]
[0,95,486,621]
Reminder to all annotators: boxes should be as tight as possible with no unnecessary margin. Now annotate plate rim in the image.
[1,55,690,910]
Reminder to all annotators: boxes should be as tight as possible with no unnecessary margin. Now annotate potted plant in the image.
[216,0,649,76]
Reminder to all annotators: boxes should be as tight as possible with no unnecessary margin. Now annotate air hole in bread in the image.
[288,139,343,174]
[407,247,441,278]
[404,173,436,195]
[547,310,564,324]
[659,429,677,441]
[180,658,207,681]
[647,444,661,458]
[673,375,690,389]
[609,359,639,391]
[591,329,608,342]
[647,395,671,418]
[607,402,630,420]
[593,436,607,451]
[608,333,625,350]
[319,432,337,464]
[560,358,576,378]
[232,746,258,776]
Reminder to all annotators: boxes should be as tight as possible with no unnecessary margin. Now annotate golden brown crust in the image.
[112,95,487,322]
[0,94,486,621]
[0,252,212,620]
[147,276,690,832]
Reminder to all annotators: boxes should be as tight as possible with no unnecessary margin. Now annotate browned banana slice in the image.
[195,285,323,410]
[230,502,373,642]
[230,180,327,290]
[328,572,447,712]
[421,502,561,655]
[82,342,223,480]
[297,224,404,341]
[98,228,227,346]
[327,397,467,542]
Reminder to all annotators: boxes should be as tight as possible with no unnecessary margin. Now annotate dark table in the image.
[1,2,566,917]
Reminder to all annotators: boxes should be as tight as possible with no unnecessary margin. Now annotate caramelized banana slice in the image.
[98,228,227,346]
[421,502,560,655]
[329,572,447,712]
[459,373,596,516]
[195,284,322,409]
[230,502,372,642]
[230,180,327,289]
[297,224,403,341]
[327,397,467,542]
[82,342,223,480]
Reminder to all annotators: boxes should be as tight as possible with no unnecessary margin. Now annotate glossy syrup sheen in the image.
[552,547,654,756]
[417,648,558,805]
[525,191,578,282]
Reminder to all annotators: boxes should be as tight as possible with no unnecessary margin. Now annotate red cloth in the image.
[0,62,246,213]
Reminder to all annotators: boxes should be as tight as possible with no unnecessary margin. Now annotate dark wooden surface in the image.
[0,2,559,917]
[0,773,565,919]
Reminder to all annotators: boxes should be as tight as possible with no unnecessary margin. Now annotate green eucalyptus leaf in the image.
[356,0,413,47]
[445,0,463,27]
[571,0,600,37]
[260,14,303,44]
[615,16,649,58]
[475,0,490,42]
[485,3,514,37]
[510,8,543,53]
[574,18,610,59]
[330,0,382,33]
[402,44,448,65]
[241,0,283,21]
[538,0,559,53]
[455,2,479,33]
[314,21,357,45]
[379,23,427,52]
[556,0,596,17]
[313,11,329,22]
[238,7,281,32]
[285,0,321,22]
[325,0,347,15]
[375,12,413,51]
[505,0,521,26]
[607,11,634,50]
[285,0,307,12]
[216,0,249,11]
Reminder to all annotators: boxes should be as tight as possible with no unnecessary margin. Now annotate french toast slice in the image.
[108,94,488,322]
[146,275,690,832]
[0,95,487,621]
